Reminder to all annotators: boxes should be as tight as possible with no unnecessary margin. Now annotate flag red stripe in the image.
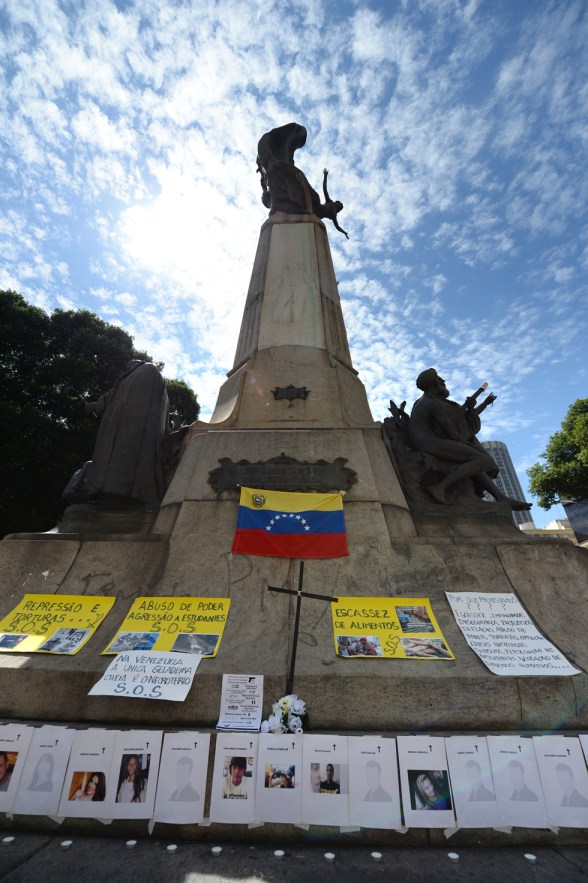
[231,530,348,559]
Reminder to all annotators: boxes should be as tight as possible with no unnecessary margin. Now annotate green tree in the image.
[0,290,199,536]
[527,398,588,509]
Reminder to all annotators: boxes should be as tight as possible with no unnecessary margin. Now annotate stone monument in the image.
[0,122,587,844]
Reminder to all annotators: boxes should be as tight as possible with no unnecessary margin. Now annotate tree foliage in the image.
[0,290,199,536]
[527,398,588,509]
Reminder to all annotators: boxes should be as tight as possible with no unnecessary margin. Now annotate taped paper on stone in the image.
[487,735,548,828]
[105,730,163,820]
[332,597,454,660]
[445,591,579,676]
[153,732,210,824]
[13,725,75,816]
[209,733,259,824]
[397,735,455,829]
[102,596,230,656]
[58,729,117,819]
[0,724,34,813]
[255,734,303,824]
[445,736,501,828]
[533,735,588,828]
[301,734,350,826]
[348,736,402,829]
[88,650,200,702]
[0,594,115,654]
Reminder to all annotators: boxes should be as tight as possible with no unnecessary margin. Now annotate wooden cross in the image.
[267,561,339,695]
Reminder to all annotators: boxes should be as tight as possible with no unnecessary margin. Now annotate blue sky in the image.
[1,0,587,528]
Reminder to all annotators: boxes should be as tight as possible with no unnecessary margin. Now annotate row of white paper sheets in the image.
[2,725,588,829]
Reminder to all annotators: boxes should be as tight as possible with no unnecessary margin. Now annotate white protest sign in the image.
[105,730,162,820]
[255,733,303,824]
[154,732,210,825]
[487,735,548,828]
[13,726,75,817]
[301,734,350,826]
[88,650,201,701]
[0,724,34,813]
[396,735,455,829]
[445,592,579,676]
[348,736,402,829]
[58,729,117,819]
[445,736,501,829]
[216,674,264,731]
[533,735,588,828]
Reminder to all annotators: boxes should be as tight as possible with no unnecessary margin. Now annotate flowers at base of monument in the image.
[260,694,308,734]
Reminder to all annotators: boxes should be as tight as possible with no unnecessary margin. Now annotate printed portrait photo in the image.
[401,637,452,658]
[67,771,106,802]
[108,632,159,652]
[168,755,200,802]
[221,755,252,799]
[409,770,452,811]
[264,764,295,789]
[27,752,56,793]
[336,635,384,657]
[116,753,151,803]
[310,762,348,795]
[395,606,435,633]
[39,628,90,653]
[171,633,219,656]
[0,634,27,650]
[0,751,18,792]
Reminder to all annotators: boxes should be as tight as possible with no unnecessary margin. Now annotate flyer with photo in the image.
[209,733,259,824]
[13,726,75,817]
[397,735,455,829]
[487,735,548,828]
[153,732,210,825]
[0,594,115,654]
[0,724,34,813]
[332,597,454,660]
[348,736,402,829]
[533,735,588,828]
[102,596,230,656]
[58,729,118,819]
[255,733,303,824]
[445,736,501,829]
[301,734,350,826]
[104,730,163,820]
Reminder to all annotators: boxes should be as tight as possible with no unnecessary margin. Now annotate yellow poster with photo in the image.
[0,594,115,654]
[331,597,454,660]
[102,596,231,657]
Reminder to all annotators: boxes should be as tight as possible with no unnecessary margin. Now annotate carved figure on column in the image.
[407,368,531,511]
[256,122,349,237]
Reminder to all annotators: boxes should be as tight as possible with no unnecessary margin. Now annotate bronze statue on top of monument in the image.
[256,122,349,238]
[385,368,532,513]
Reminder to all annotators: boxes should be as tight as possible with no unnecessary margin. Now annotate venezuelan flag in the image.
[232,487,348,559]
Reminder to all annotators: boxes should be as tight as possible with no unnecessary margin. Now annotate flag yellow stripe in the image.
[239,486,343,512]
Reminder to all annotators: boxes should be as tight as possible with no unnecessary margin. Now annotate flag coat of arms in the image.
[232,487,348,559]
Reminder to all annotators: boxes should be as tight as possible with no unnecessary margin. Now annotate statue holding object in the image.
[257,122,349,238]
[406,368,531,511]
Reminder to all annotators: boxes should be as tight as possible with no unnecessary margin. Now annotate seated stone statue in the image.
[83,360,169,509]
[408,368,531,511]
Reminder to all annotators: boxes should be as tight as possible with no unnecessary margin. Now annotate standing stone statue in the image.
[408,368,531,511]
[82,360,169,508]
[256,122,348,237]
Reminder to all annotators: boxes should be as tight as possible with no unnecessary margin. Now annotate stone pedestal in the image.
[1,208,587,844]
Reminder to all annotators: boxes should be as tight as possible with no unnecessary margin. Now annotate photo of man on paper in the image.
[363,760,393,802]
[222,756,249,799]
[465,759,496,801]
[556,763,588,807]
[168,756,200,802]
[508,760,539,802]
[0,752,16,791]
[310,762,347,795]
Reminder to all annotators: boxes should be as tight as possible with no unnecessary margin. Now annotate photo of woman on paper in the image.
[70,772,106,802]
[27,753,54,792]
[409,770,452,810]
[116,754,148,803]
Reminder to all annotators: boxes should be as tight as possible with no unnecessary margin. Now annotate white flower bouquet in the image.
[260,694,308,734]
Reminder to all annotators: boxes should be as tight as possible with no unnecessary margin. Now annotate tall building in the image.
[481,440,535,529]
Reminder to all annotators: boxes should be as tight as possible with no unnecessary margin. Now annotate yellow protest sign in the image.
[332,597,454,660]
[103,596,231,656]
[0,594,115,654]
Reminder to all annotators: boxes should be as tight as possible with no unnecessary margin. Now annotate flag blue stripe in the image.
[236,506,346,535]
